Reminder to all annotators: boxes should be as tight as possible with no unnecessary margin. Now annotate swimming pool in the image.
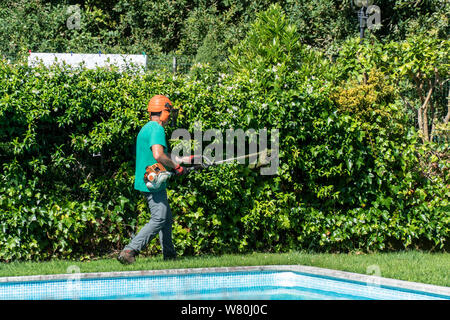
[1,265,448,300]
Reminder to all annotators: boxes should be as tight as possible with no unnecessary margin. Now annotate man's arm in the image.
[152,144,179,169]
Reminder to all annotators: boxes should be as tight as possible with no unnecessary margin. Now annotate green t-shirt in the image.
[134,121,168,192]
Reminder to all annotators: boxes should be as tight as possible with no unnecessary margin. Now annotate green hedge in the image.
[0,61,447,261]
[0,7,448,262]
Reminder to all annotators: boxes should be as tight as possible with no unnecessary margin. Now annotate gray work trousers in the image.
[124,189,176,258]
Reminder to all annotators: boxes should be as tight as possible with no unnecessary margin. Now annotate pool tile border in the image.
[1,265,449,297]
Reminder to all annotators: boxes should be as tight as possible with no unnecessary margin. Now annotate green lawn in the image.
[1,250,448,287]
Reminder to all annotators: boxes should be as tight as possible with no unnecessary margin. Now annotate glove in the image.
[174,164,185,175]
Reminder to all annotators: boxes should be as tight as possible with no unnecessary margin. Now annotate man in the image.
[117,95,190,264]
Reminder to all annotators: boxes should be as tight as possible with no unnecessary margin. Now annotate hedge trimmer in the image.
[144,150,269,191]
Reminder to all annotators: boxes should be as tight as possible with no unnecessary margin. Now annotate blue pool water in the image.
[1,270,448,300]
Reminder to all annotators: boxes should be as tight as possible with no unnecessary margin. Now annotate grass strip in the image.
[0,250,448,287]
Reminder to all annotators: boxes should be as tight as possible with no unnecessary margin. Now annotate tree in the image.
[389,34,450,143]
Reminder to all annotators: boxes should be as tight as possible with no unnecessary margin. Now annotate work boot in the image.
[117,249,137,265]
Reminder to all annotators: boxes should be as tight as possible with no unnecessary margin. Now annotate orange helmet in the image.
[147,95,175,122]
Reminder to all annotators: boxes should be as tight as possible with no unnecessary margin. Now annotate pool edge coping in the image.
[1,264,449,297]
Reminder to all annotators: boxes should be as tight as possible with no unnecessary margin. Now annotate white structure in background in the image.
[28,52,147,71]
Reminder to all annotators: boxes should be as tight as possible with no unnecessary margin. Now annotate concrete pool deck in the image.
[1,264,449,298]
